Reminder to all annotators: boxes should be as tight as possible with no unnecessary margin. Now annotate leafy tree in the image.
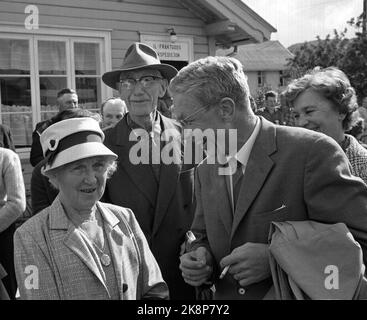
[286,14,367,103]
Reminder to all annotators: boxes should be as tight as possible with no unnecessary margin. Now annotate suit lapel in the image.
[48,199,108,291]
[98,203,125,298]
[152,115,181,236]
[63,227,108,289]
[230,118,276,239]
[118,144,158,205]
[111,117,158,205]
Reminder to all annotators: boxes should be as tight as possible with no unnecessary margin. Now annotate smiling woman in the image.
[283,66,367,184]
[14,117,169,300]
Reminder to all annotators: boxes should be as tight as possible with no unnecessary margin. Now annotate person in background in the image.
[346,118,367,149]
[358,98,367,144]
[30,88,78,167]
[157,92,174,118]
[15,117,168,300]
[100,97,127,129]
[101,42,197,300]
[169,56,367,300]
[279,92,296,126]
[0,147,26,299]
[284,66,367,184]
[256,90,283,124]
[0,124,15,151]
[249,96,258,113]
[31,108,100,215]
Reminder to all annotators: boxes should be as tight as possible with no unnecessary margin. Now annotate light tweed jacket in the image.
[345,134,367,185]
[14,197,168,300]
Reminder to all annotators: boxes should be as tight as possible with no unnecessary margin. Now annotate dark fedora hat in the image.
[102,42,178,90]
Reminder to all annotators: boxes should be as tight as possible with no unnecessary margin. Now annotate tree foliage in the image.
[286,14,367,103]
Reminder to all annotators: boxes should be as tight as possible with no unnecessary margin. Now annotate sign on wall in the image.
[140,34,194,62]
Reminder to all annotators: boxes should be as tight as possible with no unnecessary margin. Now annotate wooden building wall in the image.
[0,0,210,65]
[0,0,210,192]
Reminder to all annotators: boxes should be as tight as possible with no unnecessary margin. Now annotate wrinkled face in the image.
[293,88,345,140]
[118,69,167,117]
[102,100,126,127]
[265,96,277,112]
[52,156,111,211]
[58,93,78,111]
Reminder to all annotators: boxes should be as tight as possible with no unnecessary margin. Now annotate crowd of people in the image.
[1,41,367,300]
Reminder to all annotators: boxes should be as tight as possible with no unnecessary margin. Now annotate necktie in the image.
[232,161,244,210]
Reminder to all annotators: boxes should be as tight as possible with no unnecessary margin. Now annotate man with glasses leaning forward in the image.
[169,56,367,300]
[101,43,196,300]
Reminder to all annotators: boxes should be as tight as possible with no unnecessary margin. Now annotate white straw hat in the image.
[40,117,117,173]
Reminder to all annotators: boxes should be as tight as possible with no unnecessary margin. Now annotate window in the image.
[279,70,285,87]
[0,38,32,147]
[0,32,109,149]
[257,71,265,87]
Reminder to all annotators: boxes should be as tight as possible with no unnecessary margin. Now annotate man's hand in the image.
[220,242,270,287]
[179,247,213,287]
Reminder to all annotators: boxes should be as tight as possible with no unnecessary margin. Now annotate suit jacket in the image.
[30,120,50,167]
[103,113,196,300]
[30,159,58,215]
[0,124,15,151]
[190,117,367,300]
[14,197,168,300]
[0,263,9,300]
[268,220,367,300]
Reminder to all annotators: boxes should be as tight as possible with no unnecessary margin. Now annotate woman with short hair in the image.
[14,117,168,300]
[283,66,367,184]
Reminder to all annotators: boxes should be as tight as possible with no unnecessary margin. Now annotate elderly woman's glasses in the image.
[118,76,163,90]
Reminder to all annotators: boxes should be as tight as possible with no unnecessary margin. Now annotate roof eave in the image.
[178,0,276,45]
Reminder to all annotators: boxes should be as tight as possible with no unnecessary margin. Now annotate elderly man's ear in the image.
[158,79,169,98]
[218,97,236,121]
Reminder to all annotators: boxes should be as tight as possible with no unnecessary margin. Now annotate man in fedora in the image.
[101,42,196,300]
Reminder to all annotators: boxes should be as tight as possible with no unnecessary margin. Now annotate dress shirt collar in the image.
[234,117,261,169]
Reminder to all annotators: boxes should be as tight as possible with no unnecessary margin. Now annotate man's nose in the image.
[131,81,146,94]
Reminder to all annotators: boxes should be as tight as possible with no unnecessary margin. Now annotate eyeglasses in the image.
[117,76,163,90]
[178,104,210,127]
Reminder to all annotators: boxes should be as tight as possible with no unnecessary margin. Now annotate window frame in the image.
[257,71,265,87]
[0,25,112,157]
[279,70,285,87]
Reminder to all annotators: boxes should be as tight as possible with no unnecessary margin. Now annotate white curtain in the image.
[0,39,30,73]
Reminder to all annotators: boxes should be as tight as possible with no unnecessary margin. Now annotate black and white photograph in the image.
[0,0,367,312]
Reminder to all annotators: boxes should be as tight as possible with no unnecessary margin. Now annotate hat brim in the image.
[43,142,118,173]
[102,64,178,90]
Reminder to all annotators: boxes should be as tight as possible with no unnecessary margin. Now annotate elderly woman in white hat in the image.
[14,117,168,300]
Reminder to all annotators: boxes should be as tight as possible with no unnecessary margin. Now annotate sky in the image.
[244,0,363,48]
